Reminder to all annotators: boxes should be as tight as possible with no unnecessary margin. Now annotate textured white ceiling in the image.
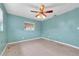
[4,3,79,21]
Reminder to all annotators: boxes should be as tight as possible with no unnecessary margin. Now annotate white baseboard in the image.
[41,37,79,50]
[8,37,79,49]
[8,37,41,45]
[0,44,8,56]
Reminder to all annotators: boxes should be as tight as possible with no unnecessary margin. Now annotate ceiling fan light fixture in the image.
[37,14,46,19]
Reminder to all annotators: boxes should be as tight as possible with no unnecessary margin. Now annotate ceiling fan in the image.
[31,4,53,19]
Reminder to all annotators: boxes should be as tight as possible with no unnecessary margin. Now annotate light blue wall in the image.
[7,14,41,43]
[42,8,79,47]
[0,4,7,54]
[7,8,79,47]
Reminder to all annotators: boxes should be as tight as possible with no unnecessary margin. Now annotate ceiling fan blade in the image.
[42,13,47,17]
[45,10,53,13]
[31,10,38,13]
[35,13,41,17]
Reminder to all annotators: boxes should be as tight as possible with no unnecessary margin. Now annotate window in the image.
[24,22,35,31]
[0,8,3,31]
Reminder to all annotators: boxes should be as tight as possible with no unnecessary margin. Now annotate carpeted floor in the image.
[3,39,79,56]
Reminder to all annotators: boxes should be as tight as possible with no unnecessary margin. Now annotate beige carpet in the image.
[3,39,79,56]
